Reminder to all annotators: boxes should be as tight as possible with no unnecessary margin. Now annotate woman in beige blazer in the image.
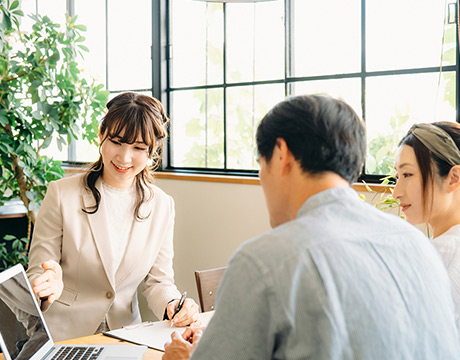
[26,92,199,341]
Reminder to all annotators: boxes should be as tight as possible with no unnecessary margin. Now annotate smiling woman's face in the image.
[393,145,426,225]
[99,131,150,189]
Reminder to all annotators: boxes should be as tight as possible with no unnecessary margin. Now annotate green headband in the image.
[408,123,460,167]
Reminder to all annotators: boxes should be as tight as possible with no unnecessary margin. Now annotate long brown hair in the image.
[82,92,169,220]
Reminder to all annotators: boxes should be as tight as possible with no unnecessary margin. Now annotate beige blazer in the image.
[27,174,181,341]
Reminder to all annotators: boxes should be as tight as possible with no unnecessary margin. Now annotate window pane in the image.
[75,0,107,85]
[171,0,223,87]
[226,84,285,170]
[442,5,457,67]
[226,1,284,83]
[170,89,224,168]
[366,72,456,175]
[291,0,361,77]
[366,0,446,71]
[107,0,151,91]
[73,0,108,163]
[74,138,99,163]
[19,0,36,31]
[32,1,68,162]
[291,78,362,118]
[37,0,66,26]
[40,138,68,162]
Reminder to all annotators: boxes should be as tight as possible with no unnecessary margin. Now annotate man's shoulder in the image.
[236,196,429,265]
[308,193,427,242]
[233,220,312,268]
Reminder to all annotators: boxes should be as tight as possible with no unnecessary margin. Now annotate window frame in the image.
[28,0,460,183]
[158,0,460,183]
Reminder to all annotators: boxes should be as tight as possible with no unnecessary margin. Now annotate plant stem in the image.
[27,217,32,246]
[11,155,36,227]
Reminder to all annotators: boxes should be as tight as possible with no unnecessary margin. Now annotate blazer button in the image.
[106,291,114,299]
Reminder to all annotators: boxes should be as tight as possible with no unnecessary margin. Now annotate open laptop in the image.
[0,264,147,360]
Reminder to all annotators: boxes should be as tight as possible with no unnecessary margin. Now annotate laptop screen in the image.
[0,264,52,360]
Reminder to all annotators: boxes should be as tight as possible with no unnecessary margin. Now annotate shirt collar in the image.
[296,186,359,219]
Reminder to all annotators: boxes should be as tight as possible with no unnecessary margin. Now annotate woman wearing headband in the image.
[394,121,460,330]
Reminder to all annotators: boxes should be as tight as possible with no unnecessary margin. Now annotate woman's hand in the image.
[162,328,204,360]
[167,298,200,327]
[32,260,63,304]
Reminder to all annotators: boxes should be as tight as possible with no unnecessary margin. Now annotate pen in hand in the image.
[170,291,187,328]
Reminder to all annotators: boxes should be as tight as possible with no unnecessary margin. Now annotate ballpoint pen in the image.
[170,291,187,328]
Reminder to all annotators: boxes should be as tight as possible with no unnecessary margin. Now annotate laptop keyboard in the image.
[51,346,104,360]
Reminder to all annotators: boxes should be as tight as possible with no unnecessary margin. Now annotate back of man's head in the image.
[256,94,366,183]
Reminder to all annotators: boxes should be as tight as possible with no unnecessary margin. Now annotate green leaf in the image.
[49,51,60,64]
[32,22,41,32]
[95,90,109,102]
[41,136,52,150]
[70,15,78,24]
[13,10,24,16]
[2,13,12,30]
[31,80,42,88]
[0,115,8,126]
[31,90,39,104]
[77,44,89,52]
[62,47,74,58]
[57,136,67,151]
[10,0,20,10]
[25,190,36,200]
[73,24,87,31]
[0,143,8,153]
[32,110,43,120]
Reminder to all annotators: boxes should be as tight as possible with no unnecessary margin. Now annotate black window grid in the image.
[162,0,460,182]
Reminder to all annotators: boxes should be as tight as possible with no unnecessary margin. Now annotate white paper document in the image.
[104,320,186,352]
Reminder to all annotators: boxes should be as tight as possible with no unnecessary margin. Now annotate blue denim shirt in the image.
[191,187,460,360]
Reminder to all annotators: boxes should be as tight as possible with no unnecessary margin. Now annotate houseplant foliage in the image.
[0,0,109,270]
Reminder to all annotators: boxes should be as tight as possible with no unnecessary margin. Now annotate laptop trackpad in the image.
[103,345,146,360]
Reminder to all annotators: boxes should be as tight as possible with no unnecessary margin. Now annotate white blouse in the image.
[433,224,460,334]
[102,181,135,271]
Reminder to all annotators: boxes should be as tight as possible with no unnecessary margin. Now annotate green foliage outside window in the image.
[184,90,224,168]
[366,18,456,176]
[366,108,410,175]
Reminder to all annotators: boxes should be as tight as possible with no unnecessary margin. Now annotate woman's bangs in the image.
[107,110,155,148]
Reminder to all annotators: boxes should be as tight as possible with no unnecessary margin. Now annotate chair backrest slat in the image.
[194,267,226,312]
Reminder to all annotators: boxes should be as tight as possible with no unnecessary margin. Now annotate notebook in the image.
[0,264,147,360]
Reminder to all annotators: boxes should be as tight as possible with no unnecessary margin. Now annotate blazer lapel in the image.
[82,180,116,290]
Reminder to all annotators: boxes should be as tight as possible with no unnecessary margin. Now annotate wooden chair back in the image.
[194,267,226,312]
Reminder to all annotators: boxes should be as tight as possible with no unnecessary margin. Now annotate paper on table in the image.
[104,320,186,352]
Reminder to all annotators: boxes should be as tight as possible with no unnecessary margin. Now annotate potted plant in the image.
[0,0,108,270]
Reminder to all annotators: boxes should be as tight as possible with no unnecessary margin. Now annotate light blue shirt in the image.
[191,187,460,360]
